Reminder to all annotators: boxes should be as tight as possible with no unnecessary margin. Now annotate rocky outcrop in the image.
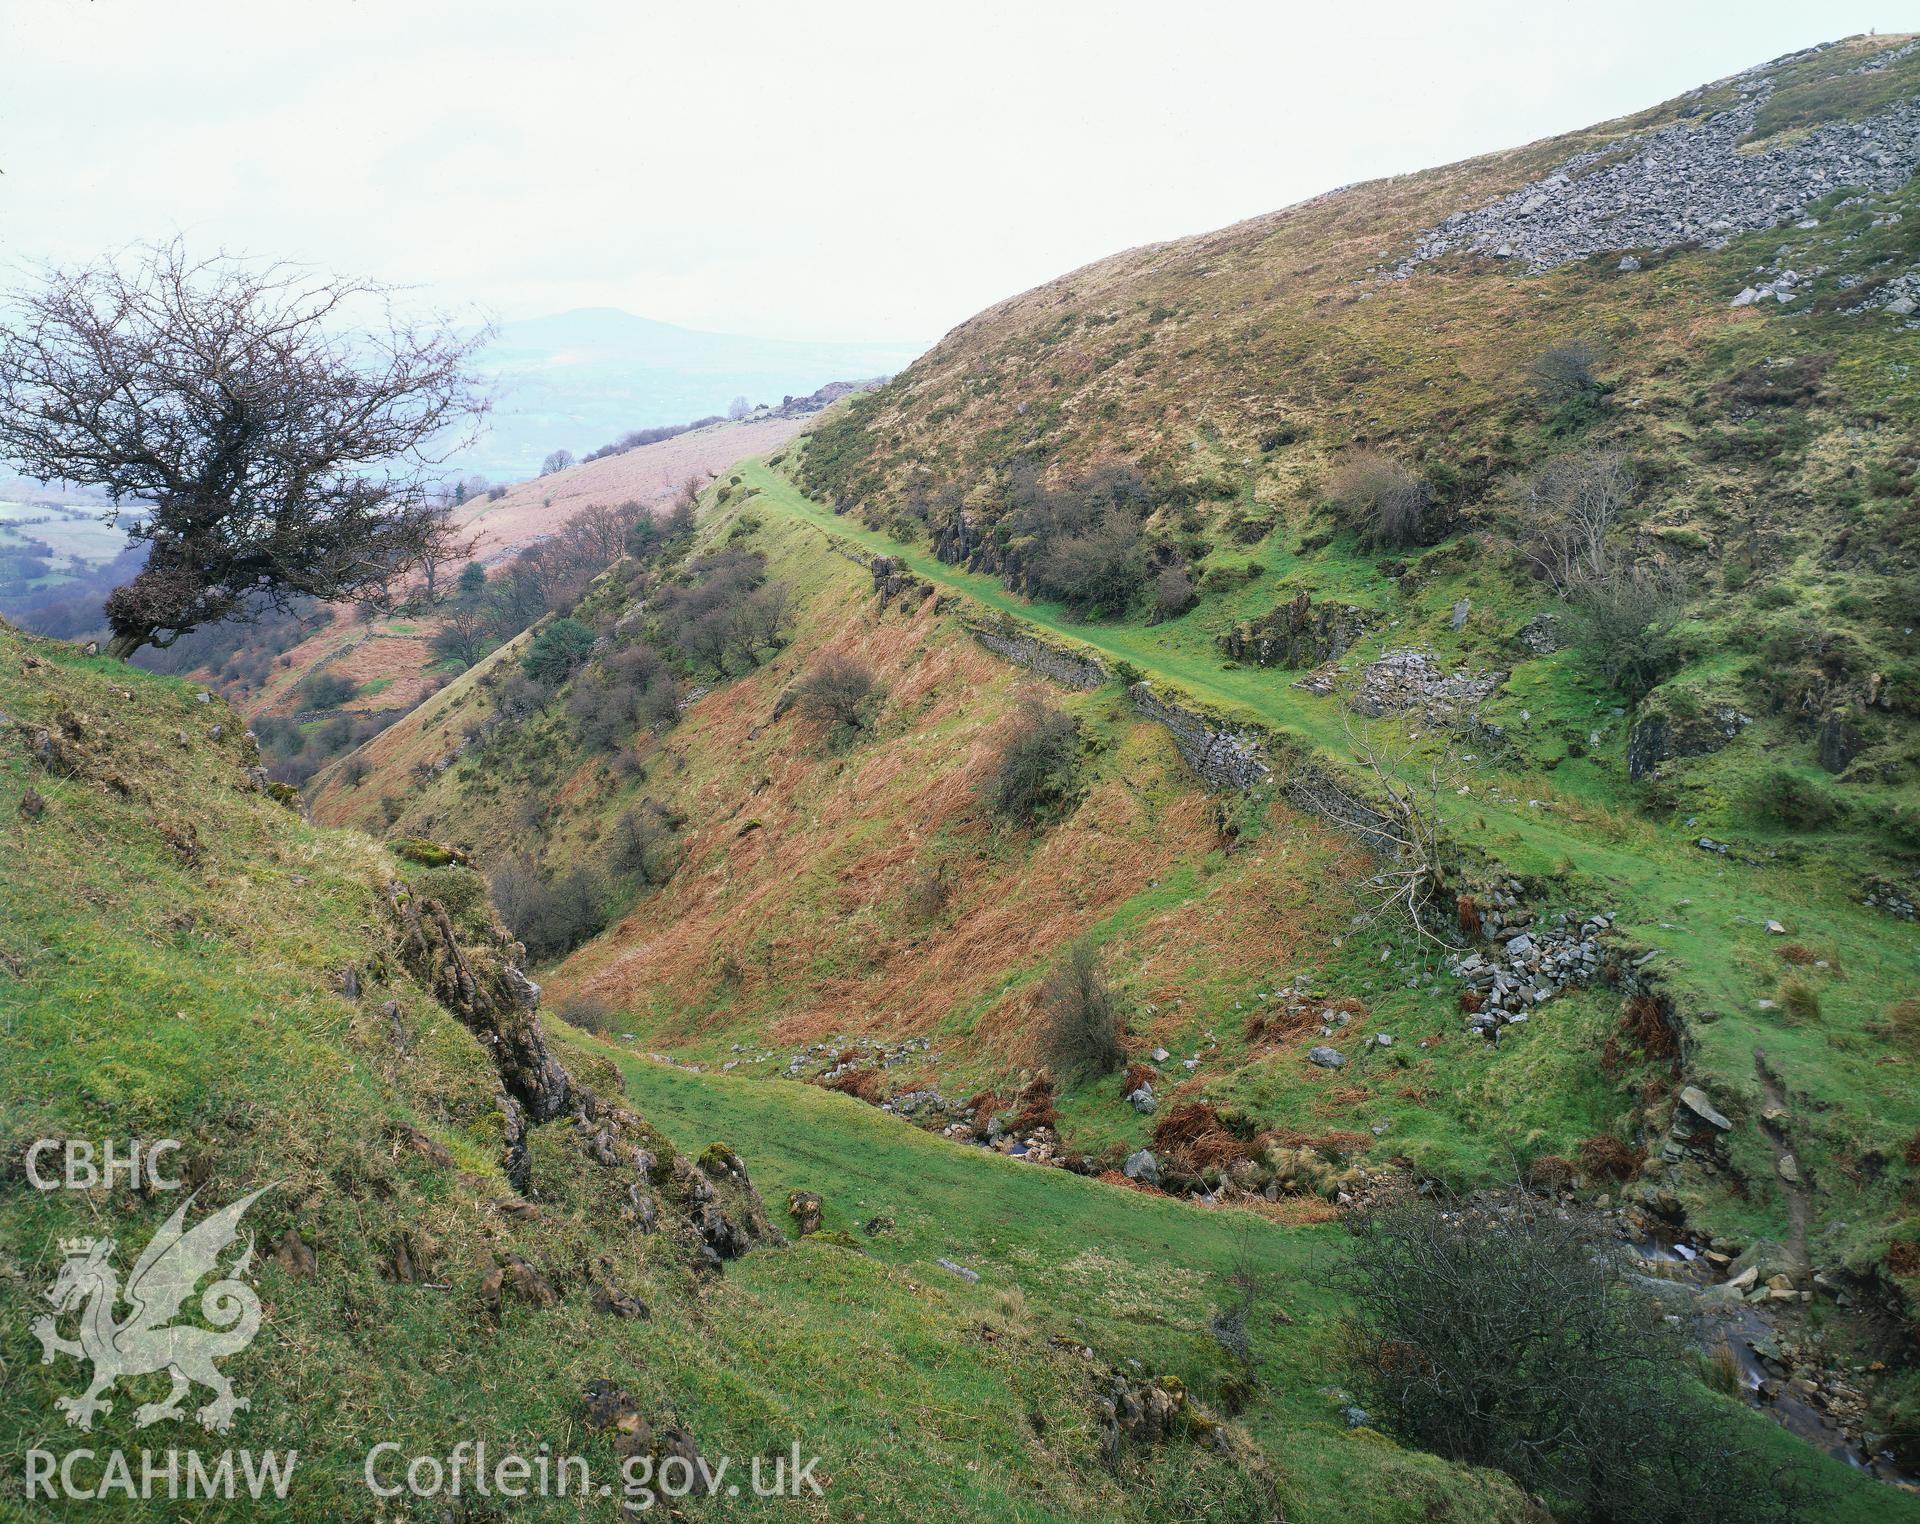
[870,555,935,612]
[387,879,573,1127]
[1390,42,1920,280]
[1626,703,1754,779]
[1221,591,1374,668]
[383,868,781,1263]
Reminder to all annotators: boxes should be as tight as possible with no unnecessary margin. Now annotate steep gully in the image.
[734,458,1917,1485]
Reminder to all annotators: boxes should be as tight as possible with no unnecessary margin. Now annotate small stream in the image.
[1628,1240,1918,1489]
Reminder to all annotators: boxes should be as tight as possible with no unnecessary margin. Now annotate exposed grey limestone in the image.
[1388,45,1920,282]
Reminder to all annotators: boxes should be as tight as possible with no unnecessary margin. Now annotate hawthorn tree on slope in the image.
[0,241,489,658]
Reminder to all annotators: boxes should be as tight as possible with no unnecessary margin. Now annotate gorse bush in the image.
[1340,1190,1805,1523]
[981,698,1079,825]
[1035,938,1126,1081]
[522,617,596,684]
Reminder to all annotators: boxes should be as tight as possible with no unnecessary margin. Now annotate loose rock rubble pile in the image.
[1844,261,1920,319]
[1387,43,1920,279]
[1295,649,1505,722]
[1864,878,1918,920]
[1449,881,1614,1035]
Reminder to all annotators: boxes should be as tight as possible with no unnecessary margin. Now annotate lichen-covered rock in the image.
[1221,590,1374,669]
[1626,702,1753,779]
[388,836,473,868]
[787,1188,824,1235]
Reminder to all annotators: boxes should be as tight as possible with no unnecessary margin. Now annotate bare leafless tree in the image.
[568,500,641,567]
[1507,449,1631,592]
[1326,449,1431,550]
[0,240,489,657]
[1286,703,1453,945]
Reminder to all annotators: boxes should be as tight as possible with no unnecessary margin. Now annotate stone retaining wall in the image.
[1125,682,1273,791]
[961,616,1109,691]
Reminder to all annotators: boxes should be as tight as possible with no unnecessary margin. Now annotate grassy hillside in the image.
[0,623,1322,1521]
[805,35,1920,501]
[764,32,1920,1323]
[67,30,1920,1516]
[301,31,1920,1494]
[317,479,1645,1200]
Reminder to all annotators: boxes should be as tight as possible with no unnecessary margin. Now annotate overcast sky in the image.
[4,2,1910,346]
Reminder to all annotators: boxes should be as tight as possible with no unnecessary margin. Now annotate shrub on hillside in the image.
[522,617,596,684]
[566,644,676,751]
[981,698,1079,825]
[605,804,681,886]
[490,856,609,962]
[1741,768,1840,830]
[1564,564,1685,699]
[795,652,882,748]
[1341,1190,1806,1523]
[902,864,953,924]
[652,550,793,673]
[1152,561,1198,620]
[1529,339,1609,433]
[555,993,619,1035]
[297,670,357,710]
[1035,938,1126,1081]
[1507,449,1632,593]
[1777,976,1822,1025]
[1031,516,1152,618]
[1326,450,1431,550]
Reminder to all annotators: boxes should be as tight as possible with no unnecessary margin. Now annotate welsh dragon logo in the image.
[31,1185,271,1433]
